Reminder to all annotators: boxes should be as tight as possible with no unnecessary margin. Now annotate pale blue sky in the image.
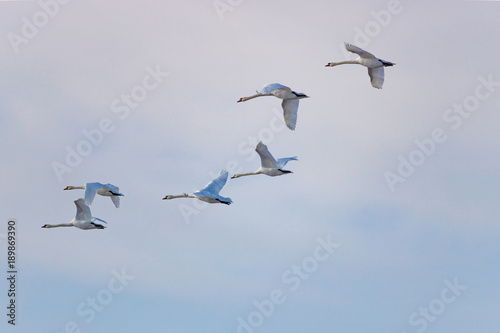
[1,0,499,332]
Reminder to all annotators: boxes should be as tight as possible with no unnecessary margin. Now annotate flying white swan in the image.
[325,43,395,89]
[41,198,107,230]
[232,141,297,179]
[237,83,309,130]
[163,170,233,205]
[64,182,123,208]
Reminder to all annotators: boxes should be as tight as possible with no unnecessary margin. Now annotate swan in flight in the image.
[64,182,123,208]
[232,142,297,179]
[41,198,107,230]
[163,170,233,205]
[237,83,309,130]
[326,43,395,89]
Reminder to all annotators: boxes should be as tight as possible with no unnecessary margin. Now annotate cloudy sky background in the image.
[1,0,499,332]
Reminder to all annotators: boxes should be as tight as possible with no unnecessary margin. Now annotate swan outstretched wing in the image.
[92,217,108,224]
[259,83,290,95]
[276,157,298,169]
[281,99,299,130]
[84,182,103,206]
[85,182,122,207]
[110,195,120,208]
[256,142,278,169]
[345,43,376,59]
[368,67,384,89]
[200,170,229,195]
[74,198,92,221]
[106,184,122,208]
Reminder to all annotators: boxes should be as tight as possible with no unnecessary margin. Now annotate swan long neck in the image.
[45,223,74,228]
[65,186,85,190]
[165,193,196,199]
[327,60,359,66]
[170,194,188,199]
[232,171,261,179]
[239,94,262,102]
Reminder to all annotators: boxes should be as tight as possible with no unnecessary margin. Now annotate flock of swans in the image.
[42,43,394,230]
[42,183,123,229]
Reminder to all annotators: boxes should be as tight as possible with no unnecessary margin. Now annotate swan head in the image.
[325,62,337,67]
[237,98,244,103]
[41,224,49,228]
[63,186,71,190]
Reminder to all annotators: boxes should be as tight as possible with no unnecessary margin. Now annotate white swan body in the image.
[237,83,309,130]
[64,182,123,208]
[163,170,233,205]
[326,43,395,89]
[232,142,297,179]
[42,198,107,230]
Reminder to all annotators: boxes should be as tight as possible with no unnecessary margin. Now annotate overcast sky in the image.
[1,0,499,332]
